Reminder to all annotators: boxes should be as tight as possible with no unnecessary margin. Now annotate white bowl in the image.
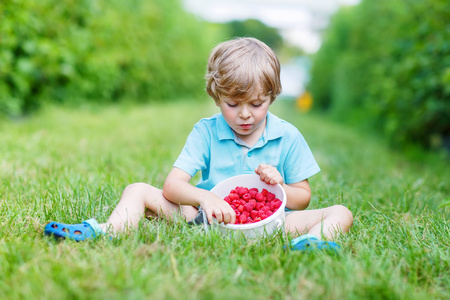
[210,174,286,238]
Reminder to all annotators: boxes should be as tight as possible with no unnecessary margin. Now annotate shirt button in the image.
[248,152,252,157]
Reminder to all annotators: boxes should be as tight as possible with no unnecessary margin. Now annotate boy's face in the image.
[216,94,271,144]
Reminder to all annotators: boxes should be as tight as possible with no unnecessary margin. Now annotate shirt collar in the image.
[217,112,283,141]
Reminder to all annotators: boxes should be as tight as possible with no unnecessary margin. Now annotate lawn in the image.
[0,100,448,299]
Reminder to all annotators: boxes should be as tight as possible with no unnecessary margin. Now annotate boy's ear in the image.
[214,99,221,106]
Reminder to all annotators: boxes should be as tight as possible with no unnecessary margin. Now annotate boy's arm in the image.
[255,163,311,210]
[163,167,236,224]
[283,180,311,210]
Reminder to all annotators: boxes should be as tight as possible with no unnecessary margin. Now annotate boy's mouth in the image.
[239,124,252,130]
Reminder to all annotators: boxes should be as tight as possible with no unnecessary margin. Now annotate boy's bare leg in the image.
[285,205,353,240]
[100,182,198,233]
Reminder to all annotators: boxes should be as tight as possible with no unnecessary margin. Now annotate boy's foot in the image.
[289,234,340,253]
[44,218,105,242]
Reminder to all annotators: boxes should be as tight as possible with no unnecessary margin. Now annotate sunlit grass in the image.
[0,100,448,299]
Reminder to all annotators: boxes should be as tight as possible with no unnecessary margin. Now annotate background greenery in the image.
[0,0,291,118]
[0,0,218,116]
[309,0,450,149]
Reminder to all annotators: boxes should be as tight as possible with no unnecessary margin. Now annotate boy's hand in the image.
[255,164,283,185]
[199,193,236,225]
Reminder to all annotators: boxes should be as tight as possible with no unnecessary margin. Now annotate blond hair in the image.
[206,37,282,103]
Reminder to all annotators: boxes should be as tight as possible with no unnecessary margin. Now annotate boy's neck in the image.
[234,117,267,148]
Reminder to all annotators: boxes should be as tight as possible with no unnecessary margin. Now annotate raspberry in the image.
[255,193,264,202]
[261,189,269,196]
[236,186,249,196]
[249,188,258,198]
[269,201,277,211]
[255,202,263,210]
[273,199,282,209]
[261,206,270,212]
[242,193,252,201]
[244,202,253,212]
[250,201,256,209]
[229,193,240,200]
[267,192,275,201]
[239,214,247,224]
[238,205,244,213]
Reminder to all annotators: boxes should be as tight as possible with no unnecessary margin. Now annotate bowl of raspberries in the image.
[210,174,286,238]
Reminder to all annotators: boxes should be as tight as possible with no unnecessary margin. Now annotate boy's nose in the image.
[239,106,251,119]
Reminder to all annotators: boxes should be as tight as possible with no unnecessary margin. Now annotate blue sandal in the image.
[44,218,104,242]
[289,234,340,253]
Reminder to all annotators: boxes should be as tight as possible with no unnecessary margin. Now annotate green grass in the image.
[0,100,449,299]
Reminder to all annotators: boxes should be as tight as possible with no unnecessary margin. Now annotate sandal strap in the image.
[82,219,104,237]
[291,234,319,247]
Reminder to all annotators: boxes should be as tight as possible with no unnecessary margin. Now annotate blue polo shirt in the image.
[173,112,320,191]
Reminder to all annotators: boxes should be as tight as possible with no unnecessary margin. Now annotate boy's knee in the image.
[332,204,353,224]
[124,182,159,195]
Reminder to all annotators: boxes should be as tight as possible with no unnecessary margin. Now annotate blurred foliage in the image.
[309,0,450,149]
[222,19,304,63]
[224,19,283,51]
[0,0,221,116]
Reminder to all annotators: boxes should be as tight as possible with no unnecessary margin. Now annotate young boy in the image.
[45,37,353,250]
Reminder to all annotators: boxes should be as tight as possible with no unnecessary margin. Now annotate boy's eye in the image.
[252,103,262,107]
[227,103,237,107]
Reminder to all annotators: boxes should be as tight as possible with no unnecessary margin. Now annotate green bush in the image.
[224,19,283,51]
[0,0,219,116]
[309,0,450,148]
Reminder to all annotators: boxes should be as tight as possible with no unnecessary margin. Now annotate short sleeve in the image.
[283,128,320,184]
[173,122,210,177]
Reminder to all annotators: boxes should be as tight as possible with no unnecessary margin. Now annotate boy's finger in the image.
[230,209,236,224]
[213,208,223,223]
[205,210,214,224]
[222,210,231,224]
